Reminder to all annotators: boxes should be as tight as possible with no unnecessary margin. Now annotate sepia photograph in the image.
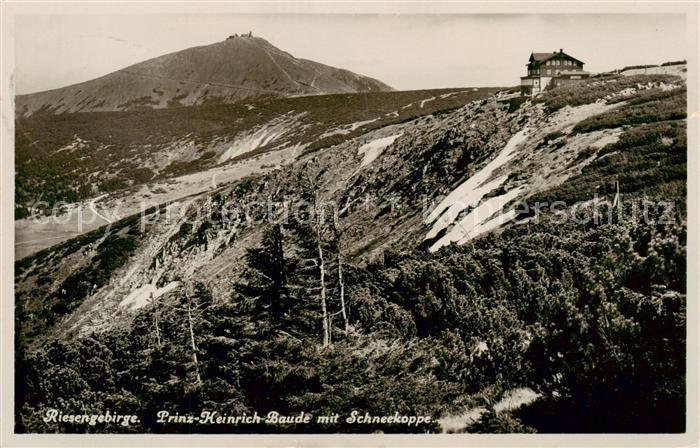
[1,2,698,445]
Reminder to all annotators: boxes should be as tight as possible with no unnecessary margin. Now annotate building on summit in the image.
[227,31,253,40]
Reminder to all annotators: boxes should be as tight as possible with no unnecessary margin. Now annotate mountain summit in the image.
[15,35,393,116]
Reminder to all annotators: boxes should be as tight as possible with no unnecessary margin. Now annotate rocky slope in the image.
[15,36,392,117]
[15,71,687,434]
[16,72,686,342]
[15,87,500,258]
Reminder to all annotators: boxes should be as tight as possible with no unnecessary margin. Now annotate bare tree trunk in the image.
[333,213,349,332]
[337,250,348,332]
[328,315,333,345]
[315,201,330,347]
[185,290,202,384]
[153,293,162,348]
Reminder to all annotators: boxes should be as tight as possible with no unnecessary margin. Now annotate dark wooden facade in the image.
[520,49,589,95]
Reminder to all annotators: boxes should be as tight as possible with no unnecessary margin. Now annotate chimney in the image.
[560,48,563,53]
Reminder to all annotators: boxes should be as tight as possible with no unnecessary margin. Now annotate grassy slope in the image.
[15,37,394,116]
[16,87,501,217]
[16,74,686,343]
[528,76,686,208]
[14,74,687,433]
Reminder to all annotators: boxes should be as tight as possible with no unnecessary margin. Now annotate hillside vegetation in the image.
[16,87,499,218]
[15,72,687,433]
[15,36,392,117]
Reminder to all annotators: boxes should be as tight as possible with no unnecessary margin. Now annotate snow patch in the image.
[590,132,621,149]
[420,97,436,108]
[426,127,530,231]
[349,118,378,131]
[319,118,379,139]
[119,281,180,311]
[438,387,540,433]
[458,208,519,244]
[620,64,687,79]
[218,114,301,163]
[55,136,89,154]
[425,175,508,241]
[603,80,682,102]
[430,187,523,252]
[319,128,348,139]
[358,134,403,167]
[219,129,283,162]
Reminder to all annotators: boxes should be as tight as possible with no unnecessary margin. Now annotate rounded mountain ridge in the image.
[16,36,393,116]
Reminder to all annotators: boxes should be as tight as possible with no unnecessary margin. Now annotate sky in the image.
[14,14,687,94]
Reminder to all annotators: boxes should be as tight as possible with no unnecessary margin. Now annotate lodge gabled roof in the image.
[528,50,585,66]
[531,52,556,61]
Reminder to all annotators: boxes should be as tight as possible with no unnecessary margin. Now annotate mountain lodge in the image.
[520,49,590,95]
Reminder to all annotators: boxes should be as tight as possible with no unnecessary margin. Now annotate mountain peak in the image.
[16,37,393,116]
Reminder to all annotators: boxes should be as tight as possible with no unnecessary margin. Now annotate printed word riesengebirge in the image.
[42,409,139,427]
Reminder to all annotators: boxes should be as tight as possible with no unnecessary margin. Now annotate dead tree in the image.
[613,179,620,209]
[333,213,349,332]
[337,252,347,331]
[300,168,336,347]
[151,291,162,348]
[314,193,331,347]
[184,286,202,385]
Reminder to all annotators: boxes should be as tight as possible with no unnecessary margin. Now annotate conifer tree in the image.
[237,224,291,328]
